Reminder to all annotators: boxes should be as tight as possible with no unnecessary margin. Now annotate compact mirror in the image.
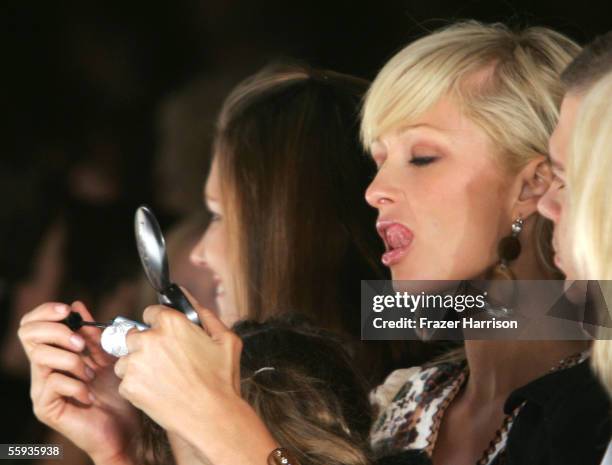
[135,205,200,325]
[135,205,171,292]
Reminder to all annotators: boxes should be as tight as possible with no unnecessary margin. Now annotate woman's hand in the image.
[114,291,279,465]
[18,301,139,465]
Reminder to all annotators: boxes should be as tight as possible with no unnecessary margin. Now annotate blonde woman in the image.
[537,32,612,464]
[364,21,610,465]
[540,71,612,465]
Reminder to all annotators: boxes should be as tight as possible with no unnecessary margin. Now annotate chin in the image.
[556,255,577,281]
[390,265,413,281]
[216,298,241,327]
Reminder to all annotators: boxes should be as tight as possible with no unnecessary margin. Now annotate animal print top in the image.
[369,352,590,465]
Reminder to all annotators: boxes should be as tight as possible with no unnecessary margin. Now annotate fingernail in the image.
[88,392,96,403]
[85,366,95,380]
[70,334,85,350]
[55,305,68,314]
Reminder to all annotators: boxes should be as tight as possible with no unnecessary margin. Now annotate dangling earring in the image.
[490,217,524,281]
[484,217,524,318]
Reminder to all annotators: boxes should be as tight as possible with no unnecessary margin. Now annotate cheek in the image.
[556,213,571,253]
[539,189,562,223]
[418,171,505,240]
[420,172,505,275]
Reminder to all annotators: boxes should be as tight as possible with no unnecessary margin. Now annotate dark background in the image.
[2,0,611,210]
[0,0,610,454]
[3,0,612,177]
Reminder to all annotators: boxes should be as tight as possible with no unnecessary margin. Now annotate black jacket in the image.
[504,361,610,465]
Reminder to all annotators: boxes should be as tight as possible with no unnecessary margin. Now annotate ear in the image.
[512,155,553,218]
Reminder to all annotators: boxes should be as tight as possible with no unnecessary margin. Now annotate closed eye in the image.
[205,205,222,222]
[410,156,438,167]
[553,174,565,190]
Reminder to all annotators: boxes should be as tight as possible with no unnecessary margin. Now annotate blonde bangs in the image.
[361,50,456,149]
[361,21,579,171]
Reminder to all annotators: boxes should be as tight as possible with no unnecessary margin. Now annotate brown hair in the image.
[213,64,386,336]
[140,315,374,465]
[237,315,373,465]
[561,30,612,93]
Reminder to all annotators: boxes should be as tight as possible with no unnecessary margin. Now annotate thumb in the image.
[180,286,230,338]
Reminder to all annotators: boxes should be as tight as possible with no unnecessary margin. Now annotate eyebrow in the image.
[550,159,565,172]
[397,123,447,136]
[371,123,448,154]
[547,138,565,172]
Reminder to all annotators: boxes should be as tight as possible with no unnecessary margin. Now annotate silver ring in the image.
[101,321,139,357]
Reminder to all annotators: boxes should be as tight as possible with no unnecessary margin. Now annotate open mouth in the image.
[376,220,414,266]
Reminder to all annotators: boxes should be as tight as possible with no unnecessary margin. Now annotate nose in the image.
[190,233,208,268]
[537,188,561,223]
[365,169,401,208]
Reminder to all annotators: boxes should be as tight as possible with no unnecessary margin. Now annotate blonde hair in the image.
[362,21,579,172]
[567,72,612,397]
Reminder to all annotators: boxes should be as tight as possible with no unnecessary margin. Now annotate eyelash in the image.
[410,156,437,167]
[553,174,565,190]
[371,155,438,170]
[206,207,222,222]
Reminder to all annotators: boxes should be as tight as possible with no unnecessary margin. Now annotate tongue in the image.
[386,224,413,249]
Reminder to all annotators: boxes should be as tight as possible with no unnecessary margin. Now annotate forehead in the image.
[375,94,490,150]
[550,93,584,165]
[204,158,221,197]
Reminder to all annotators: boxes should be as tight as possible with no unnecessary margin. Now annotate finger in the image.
[181,287,228,338]
[18,321,86,357]
[232,337,243,394]
[114,356,127,379]
[20,302,71,327]
[30,345,95,383]
[30,358,50,401]
[142,305,163,328]
[125,328,143,354]
[142,305,184,328]
[37,372,93,409]
[71,301,114,367]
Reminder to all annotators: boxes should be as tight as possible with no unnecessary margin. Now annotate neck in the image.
[462,339,589,403]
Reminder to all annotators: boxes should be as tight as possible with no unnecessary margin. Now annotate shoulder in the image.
[506,358,611,465]
[371,361,464,410]
[602,441,612,465]
[369,366,421,414]
[369,361,465,456]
